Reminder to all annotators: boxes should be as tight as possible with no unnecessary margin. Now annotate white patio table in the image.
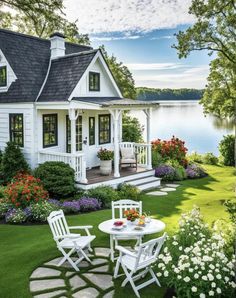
[98,219,166,262]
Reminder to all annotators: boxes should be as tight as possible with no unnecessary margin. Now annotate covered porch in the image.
[36,98,159,187]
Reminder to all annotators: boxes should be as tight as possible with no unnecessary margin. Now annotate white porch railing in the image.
[38,150,87,183]
[119,142,152,168]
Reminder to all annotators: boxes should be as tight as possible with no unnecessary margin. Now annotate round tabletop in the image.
[98,218,165,236]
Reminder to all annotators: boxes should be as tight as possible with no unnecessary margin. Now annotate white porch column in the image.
[144,108,152,170]
[110,109,121,178]
[69,108,87,183]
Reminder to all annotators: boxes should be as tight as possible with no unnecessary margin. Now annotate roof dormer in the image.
[0,49,17,93]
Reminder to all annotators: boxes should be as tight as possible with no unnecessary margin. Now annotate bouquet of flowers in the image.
[123,209,140,222]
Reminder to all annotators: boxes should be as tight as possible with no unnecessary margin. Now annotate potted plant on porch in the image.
[97,148,114,176]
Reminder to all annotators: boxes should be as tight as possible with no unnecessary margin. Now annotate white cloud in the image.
[150,35,174,40]
[133,65,209,88]
[90,35,141,41]
[126,62,184,71]
[64,0,194,34]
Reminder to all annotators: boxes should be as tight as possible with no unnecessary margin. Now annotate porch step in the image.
[128,176,161,191]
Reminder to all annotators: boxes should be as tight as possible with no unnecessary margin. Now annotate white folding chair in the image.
[47,210,96,271]
[112,199,143,247]
[114,233,167,298]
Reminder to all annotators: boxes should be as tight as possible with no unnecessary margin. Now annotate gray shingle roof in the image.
[38,50,97,102]
[0,29,92,103]
[72,97,159,107]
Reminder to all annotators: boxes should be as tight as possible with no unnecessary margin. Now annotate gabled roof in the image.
[0,29,92,103]
[37,50,97,102]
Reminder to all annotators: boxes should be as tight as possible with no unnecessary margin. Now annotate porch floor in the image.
[85,166,149,184]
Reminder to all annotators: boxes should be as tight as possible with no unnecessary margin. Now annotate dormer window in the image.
[0,66,7,87]
[89,72,100,91]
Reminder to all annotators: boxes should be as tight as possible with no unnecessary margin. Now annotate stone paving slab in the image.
[89,265,109,273]
[73,287,99,298]
[30,279,65,292]
[94,247,110,257]
[83,273,114,290]
[34,290,66,298]
[103,290,115,298]
[147,191,168,196]
[69,275,86,290]
[91,258,108,266]
[160,187,176,192]
[31,267,61,279]
[165,183,180,188]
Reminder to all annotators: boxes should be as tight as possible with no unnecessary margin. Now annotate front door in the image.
[66,115,83,153]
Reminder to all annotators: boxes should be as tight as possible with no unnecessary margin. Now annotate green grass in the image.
[0,165,235,298]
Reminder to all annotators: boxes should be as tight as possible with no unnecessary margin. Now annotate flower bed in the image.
[157,207,236,297]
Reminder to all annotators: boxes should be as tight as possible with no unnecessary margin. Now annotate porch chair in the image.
[112,200,143,247]
[114,233,167,298]
[120,145,138,171]
[47,210,96,271]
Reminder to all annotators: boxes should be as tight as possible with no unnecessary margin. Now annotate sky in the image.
[64,0,212,89]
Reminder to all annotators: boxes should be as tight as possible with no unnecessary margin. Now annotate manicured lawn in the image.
[0,165,234,298]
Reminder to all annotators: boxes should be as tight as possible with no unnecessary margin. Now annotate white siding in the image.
[0,103,35,167]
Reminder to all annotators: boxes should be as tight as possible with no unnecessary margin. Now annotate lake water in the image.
[131,101,234,155]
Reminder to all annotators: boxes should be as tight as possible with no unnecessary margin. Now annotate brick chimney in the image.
[50,32,65,59]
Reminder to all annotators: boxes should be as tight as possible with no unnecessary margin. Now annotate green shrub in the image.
[202,152,218,165]
[0,199,10,219]
[86,185,119,208]
[187,151,203,163]
[219,135,235,166]
[122,113,143,143]
[34,161,76,198]
[152,152,164,167]
[166,160,186,181]
[1,142,29,183]
[29,201,58,222]
[117,183,140,200]
[0,186,5,199]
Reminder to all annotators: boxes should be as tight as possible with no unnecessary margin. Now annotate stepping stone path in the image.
[29,248,115,298]
[147,183,180,196]
[148,190,168,196]
[165,183,180,188]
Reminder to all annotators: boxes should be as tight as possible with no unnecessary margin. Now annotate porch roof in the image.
[72,97,159,108]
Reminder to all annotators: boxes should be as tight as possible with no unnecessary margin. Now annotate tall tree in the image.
[100,46,136,99]
[0,0,89,44]
[173,0,236,165]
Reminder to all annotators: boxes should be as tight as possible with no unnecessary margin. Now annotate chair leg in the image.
[150,268,161,287]
[58,247,80,271]
[114,257,121,278]
[121,264,140,298]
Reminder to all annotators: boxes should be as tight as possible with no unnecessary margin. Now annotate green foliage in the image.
[1,142,29,183]
[29,201,58,222]
[117,183,140,201]
[0,199,10,219]
[166,160,187,181]
[0,0,89,44]
[219,135,235,166]
[100,46,136,99]
[86,185,119,208]
[122,112,144,143]
[34,161,76,198]
[97,148,114,160]
[202,152,218,165]
[224,199,236,225]
[187,152,203,164]
[136,87,204,101]
[5,208,27,224]
[152,152,164,167]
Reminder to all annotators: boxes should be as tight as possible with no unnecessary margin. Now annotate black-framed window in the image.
[43,114,58,148]
[66,115,83,153]
[89,72,100,91]
[0,66,7,87]
[9,114,24,147]
[99,114,111,144]
[89,117,95,145]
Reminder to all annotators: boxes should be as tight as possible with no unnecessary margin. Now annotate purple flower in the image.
[155,164,176,180]
[24,207,32,218]
[48,199,62,207]
[62,200,81,213]
[185,163,207,179]
[78,197,101,212]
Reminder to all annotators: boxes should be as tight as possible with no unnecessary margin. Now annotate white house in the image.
[0,29,160,190]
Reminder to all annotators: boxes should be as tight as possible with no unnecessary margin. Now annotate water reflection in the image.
[130,101,234,155]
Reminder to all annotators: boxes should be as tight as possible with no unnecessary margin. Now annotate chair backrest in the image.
[119,143,135,159]
[134,233,167,271]
[112,199,142,219]
[47,210,70,241]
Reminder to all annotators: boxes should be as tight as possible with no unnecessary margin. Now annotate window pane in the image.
[99,115,110,144]
[66,115,82,152]
[0,66,7,87]
[9,114,24,147]
[89,117,95,145]
[89,72,100,91]
[43,114,58,148]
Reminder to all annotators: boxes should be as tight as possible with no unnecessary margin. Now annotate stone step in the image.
[136,179,161,191]
[128,175,159,186]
